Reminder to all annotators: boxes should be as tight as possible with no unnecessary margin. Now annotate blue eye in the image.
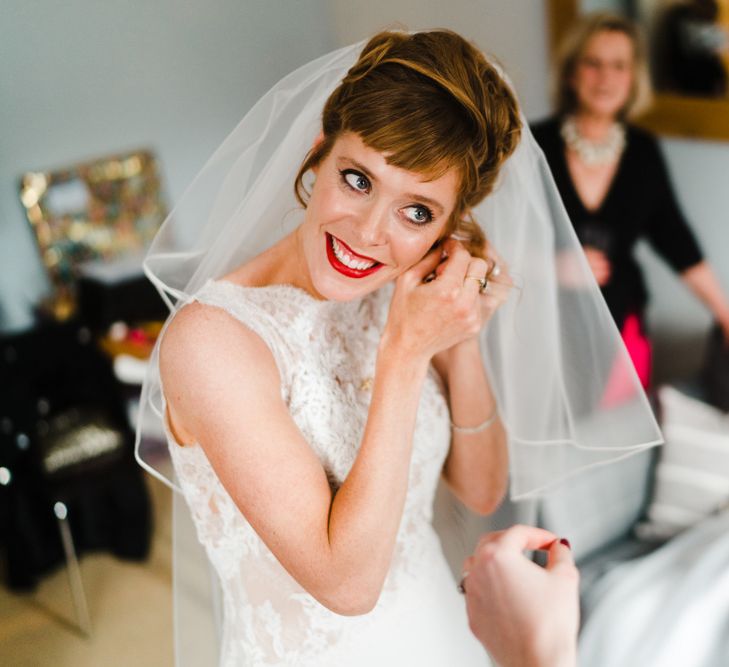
[403,205,433,225]
[342,170,370,193]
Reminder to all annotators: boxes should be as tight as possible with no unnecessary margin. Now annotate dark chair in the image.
[0,318,151,635]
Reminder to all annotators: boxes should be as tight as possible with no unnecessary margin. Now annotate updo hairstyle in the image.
[294,29,522,259]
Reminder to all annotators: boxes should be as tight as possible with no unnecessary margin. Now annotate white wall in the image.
[0,0,335,331]
[327,0,551,120]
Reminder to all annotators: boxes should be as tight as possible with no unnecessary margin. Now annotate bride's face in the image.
[298,132,459,301]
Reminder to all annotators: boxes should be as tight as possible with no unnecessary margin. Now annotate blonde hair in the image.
[294,29,522,259]
[553,12,652,120]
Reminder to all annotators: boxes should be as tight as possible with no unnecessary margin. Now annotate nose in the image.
[353,201,389,248]
[595,62,609,82]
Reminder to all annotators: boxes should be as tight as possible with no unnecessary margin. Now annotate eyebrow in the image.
[342,157,446,214]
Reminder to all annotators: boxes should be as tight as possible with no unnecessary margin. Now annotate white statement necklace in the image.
[560,116,626,166]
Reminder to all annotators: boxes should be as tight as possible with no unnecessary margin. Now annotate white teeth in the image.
[331,236,376,271]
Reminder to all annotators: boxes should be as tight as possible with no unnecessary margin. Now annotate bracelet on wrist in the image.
[450,406,499,434]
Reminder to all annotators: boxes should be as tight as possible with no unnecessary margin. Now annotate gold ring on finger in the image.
[465,275,489,294]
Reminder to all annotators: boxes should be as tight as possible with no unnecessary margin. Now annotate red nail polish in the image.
[559,538,571,549]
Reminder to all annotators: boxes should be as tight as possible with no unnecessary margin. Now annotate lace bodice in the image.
[167,279,488,666]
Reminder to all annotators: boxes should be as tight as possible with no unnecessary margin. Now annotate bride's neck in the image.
[225,227,321,297]
[276,227,319,295]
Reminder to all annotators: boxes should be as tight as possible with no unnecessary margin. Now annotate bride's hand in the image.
[433,239,512,372]
[382,238,510,365]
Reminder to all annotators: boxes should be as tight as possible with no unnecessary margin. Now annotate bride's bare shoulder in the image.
[159,299,282,446]
[160,239,288,392]
[160,299,278,388]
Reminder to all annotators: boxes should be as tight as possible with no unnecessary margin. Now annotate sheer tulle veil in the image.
[135,36,661,501]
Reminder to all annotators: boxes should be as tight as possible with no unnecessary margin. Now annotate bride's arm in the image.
[162,242,479,617]
[434,339,509,515]
[162,305,424,616]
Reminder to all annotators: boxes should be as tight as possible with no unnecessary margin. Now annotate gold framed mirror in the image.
[547,0,729,140]
[19,150,166,319]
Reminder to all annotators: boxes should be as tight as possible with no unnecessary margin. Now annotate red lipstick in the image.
[325,233,383,279]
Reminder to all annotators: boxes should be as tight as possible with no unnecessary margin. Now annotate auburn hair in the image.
[294,29,522,258]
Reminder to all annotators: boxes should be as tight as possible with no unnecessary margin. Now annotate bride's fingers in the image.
[483,249,510,283]
[480,254,513,301]
[401,245,444,287]
[436,240,472,288]
[462,257,491,297]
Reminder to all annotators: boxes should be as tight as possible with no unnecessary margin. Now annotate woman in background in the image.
[532,12,729,388]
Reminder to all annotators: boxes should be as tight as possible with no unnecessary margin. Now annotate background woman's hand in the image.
[462,525,580,667]
[583,245,612,286]
[383,238,511,365]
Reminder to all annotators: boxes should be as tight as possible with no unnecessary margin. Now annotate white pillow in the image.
[635,386,729,541]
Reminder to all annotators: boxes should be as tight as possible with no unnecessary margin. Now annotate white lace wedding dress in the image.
[166,278,490,666]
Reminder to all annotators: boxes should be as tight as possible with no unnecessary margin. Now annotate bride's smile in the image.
[326,233,383,277]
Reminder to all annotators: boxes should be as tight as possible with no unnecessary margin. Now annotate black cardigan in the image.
[531,117,703,330]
